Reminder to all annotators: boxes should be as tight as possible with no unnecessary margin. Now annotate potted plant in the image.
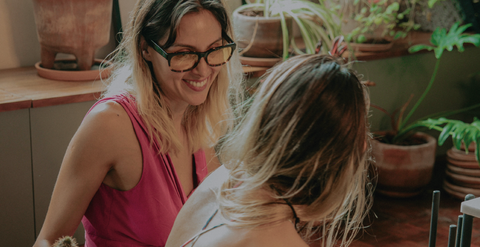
[371,22,480,197]
[232,0,342,66]
[324,0,416,53]
[328,0,458,53]
[32,0,114,81]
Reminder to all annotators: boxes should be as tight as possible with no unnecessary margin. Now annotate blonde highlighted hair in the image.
[217,54,373,246]
[102,0,244,154]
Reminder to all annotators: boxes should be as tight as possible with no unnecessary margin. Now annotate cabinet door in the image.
[31,101,95,244]
[0,109,35,246]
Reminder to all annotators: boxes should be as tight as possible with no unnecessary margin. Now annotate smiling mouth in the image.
[185,79,208,88]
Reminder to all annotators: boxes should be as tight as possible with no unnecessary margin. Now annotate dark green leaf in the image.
[460,35,480,47]
[452,124,467,150]
[428,0,438,8]
[394,31,404,40]
[430,27,446,46]
[357,35,367,43]
[408,44,434,53]
[476,139,480,164]
[438,121,455,145]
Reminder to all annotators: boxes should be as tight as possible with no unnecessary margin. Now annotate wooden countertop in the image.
[0,67,106,112]
[0,31,434,113]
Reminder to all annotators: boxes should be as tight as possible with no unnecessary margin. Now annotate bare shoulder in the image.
[77,101,133,149]
[84,100,130,128]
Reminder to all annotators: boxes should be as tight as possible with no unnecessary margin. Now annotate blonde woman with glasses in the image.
[33,0,244,246]
[166,54,374,247]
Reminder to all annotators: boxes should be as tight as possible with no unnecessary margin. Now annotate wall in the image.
[355,46,480,154]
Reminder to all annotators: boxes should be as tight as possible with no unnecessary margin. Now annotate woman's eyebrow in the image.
[171,37,223,49]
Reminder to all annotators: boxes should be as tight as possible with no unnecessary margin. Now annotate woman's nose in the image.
[191,57,211,77]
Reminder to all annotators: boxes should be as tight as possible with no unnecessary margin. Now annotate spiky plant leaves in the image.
[52,236,78,247]
[408,117,480,164]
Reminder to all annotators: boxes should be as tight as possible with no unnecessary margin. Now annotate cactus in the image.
[52,236,78,247]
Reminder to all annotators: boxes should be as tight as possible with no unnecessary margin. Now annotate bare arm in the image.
[33,102,136,246]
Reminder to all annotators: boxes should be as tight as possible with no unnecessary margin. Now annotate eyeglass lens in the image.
[170,46,233,71]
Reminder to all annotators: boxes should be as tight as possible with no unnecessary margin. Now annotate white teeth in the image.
[186,79,207,88]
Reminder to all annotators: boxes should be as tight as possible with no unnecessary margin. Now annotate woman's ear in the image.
[140,36,152,62]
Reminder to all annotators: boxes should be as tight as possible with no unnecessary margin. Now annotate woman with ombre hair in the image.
[166,54,373,247]
[33,0,244,246]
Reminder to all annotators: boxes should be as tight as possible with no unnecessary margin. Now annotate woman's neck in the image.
[164,98,188,132]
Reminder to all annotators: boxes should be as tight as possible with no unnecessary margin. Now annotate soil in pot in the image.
[374,132,428,146]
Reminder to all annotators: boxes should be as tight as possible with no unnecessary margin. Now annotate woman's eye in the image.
[209,42,224,50]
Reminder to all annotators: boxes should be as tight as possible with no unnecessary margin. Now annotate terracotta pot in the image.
[372,132,437,197]
[32,0,112,71]
[344,39,394,53]
[443,143,480,200]
[232,9,292,58]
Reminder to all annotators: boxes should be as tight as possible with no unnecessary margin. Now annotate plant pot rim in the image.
[233,8,284,20]
[372,131,436,148]
[35,58,112,82]
[344,39,394,52]
[238,56,282,67]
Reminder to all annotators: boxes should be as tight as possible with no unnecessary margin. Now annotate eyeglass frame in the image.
[149,32,237,72]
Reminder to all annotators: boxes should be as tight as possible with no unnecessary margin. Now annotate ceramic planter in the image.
[32,0,113,71]
[372,132,437,197]
[443,143,480,199]
[232,9,292,59]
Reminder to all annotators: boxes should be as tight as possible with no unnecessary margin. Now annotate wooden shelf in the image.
[344,30,433,61]
[242,30,434,78]
[0,66,263,113]
[0,31,435,113]
[0,67,106,112]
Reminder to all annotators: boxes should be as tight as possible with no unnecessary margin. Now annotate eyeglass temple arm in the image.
[150,40,168,58]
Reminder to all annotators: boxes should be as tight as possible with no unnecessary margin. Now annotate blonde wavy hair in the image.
[217,54,373,246]
[101,0,244,154]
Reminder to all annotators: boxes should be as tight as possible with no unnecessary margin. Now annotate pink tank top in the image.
[81,93,208,247]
